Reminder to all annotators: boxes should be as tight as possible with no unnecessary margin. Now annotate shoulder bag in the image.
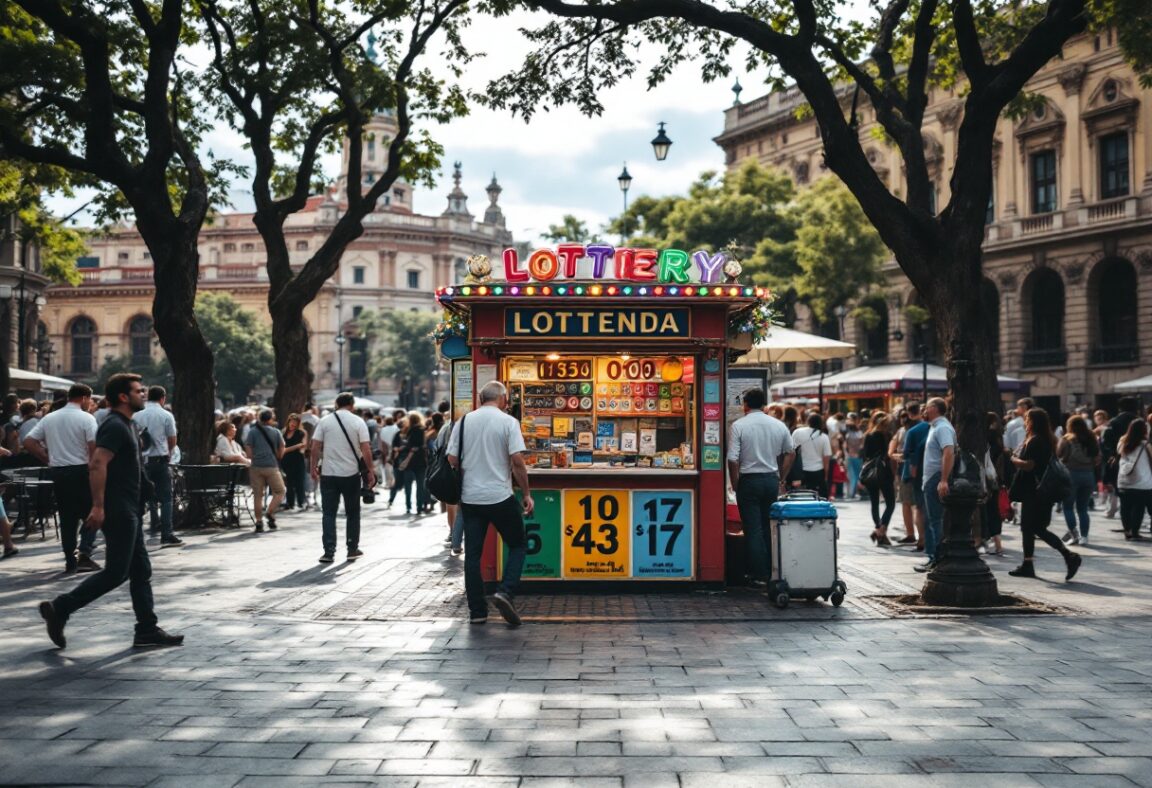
[426,416,464,505]
[332,412,371,489]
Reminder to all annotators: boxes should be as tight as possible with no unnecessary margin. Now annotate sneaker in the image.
[977,545,987,555]
[266,514,277,531]
[318,553,334,564]
[132,628,184,648]
[2,547,18,559]
[1080,535,1090,546]
[1065,552,1082,582]
[254,522,265,533]
[469,616,488,625]
[913,560,935,573]
[1008,562,1037,578]
[38,600,66,649]
[160,538,184,548]
[347,548,364,560]
[451,547,463,556]
[490,591,522,627]
[443,538,453,547]
[76,555,101,573]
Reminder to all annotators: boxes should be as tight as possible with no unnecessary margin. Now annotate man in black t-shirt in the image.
[38,374,183,650]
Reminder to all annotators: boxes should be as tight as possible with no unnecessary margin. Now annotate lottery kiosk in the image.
[435,245,771,587]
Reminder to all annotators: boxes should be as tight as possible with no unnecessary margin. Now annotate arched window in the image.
[981,279,1000,362]
[857,296,889,361]
[1091,258,1139,363]
[128,315,153,367]
[1022,268,1066,367]
[70,317,97,374]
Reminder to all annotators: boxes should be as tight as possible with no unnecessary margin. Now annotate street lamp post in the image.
[617,163,632,244]
[334,333,346,392]
[651,122,673,161]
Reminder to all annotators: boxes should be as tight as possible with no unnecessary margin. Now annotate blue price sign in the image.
[630,491,693,578]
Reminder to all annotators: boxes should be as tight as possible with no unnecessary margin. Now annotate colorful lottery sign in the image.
[631,491,693,577]
[562,490,630,577]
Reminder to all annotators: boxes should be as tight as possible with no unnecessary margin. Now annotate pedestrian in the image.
[447,381,531,627]
[981,412,1006,556]
[791,412,831,497]
[1008,408,1082,580]
[894,402,927,546]
[0,491,17,559]
[1003,397,1031,454]
[244,409,286,533]
[861,411,896,546]
[280,413,308,512]
[397,412,428,516]
[386,417,408,508]
[727,387,795,588]
[37,373,184,650]
[438,415,463,556]
[915,397,956,573]
[23,383,103,572]
[1115,418,1152,540]
[1093,409,1118,517]
[1102,398,1140,518]
[843,414,864,499]
[309,392,375,563]
[1058,414,1100,546]
[131,385,182,547]
[214,421,250,465]
[378,416,399,491]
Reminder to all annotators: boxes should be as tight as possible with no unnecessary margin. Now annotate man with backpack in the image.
[244,409,286,533]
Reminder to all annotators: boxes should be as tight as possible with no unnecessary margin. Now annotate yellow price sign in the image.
[562,490,630,578]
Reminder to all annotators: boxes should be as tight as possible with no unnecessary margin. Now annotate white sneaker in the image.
[1079,535,1089,545]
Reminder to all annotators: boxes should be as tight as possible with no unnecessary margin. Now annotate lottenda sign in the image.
[505,307,689,338]
[503,245,732,285]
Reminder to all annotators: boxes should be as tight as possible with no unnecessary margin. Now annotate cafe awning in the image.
[1114,373,1152,392]
[773,363,1029,397]
[8,367,75,393]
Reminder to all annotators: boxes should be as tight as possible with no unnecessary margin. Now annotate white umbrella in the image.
[316,395,384,411]
[733,325,856,410]
[8,367,75,393]
[1114,374,1152,392]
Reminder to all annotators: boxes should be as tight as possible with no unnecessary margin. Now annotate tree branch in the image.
[980,0,1087,111]
[871,0,909,81]
[904,0,939,125]
[951,0,987,87]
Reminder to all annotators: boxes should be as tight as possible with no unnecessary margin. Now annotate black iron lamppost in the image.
[334,333,346,392]
[651,122,672,161]
[617,163,632,244]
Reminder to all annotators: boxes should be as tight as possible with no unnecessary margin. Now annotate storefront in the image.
[434,248,770,586]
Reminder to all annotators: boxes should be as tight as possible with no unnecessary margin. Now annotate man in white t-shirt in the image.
[447,381,532,627]
[792,413,833,497]
[310,392,376,564]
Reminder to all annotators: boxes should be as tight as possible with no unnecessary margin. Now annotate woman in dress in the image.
[280,414,308,511]
[1008,408,1081,580]
[861,412,895,546]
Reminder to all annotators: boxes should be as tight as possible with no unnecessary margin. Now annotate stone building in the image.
[0,213,51,375]
[42,113,513,404]
[715,29,1152,415]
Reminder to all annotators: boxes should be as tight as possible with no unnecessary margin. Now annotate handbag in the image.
[859,456,884,488]
[426,416,464,505]
[997,487,1013,520]
[1036,455,1072,503]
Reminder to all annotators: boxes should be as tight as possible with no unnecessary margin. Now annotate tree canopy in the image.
[356,309,439,393]
[0,161,84,286]
[543,214,593,243]
[193,293,275,406]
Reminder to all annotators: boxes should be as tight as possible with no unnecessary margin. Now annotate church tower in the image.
[332,112,413,212]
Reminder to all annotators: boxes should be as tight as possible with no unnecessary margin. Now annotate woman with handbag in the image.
[1116,418,1152,540]
[1008,408,1081,580]
[981,412,1006,556]
[861,412,895,546]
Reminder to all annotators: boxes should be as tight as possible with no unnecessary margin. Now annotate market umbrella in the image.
[316,395,384,412]
[1114,374,1152,392]
[7,367,75,393]
[732,324,856,410]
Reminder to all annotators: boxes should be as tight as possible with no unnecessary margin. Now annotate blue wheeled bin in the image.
[768,491,847,609]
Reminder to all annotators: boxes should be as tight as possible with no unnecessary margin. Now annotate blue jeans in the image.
[144,459,174,541]
[320,474,361,556]
[736,473,779,579]
[53,505,158,634]
[1062,469,1095,536]
[923,473,944,561]
[460,496,526,618]
[847,457,863,497]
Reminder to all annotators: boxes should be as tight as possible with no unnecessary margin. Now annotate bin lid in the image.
[770,500,838,519]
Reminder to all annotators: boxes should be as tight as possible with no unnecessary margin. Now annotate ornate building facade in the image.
[715,29,1152,414]
[42,113,513,403]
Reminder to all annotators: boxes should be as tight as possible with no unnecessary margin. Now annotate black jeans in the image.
[735,473,779,579]
[47,464,96,567]
[868,476,895,528]
[801,469,828,498]
[1020,497,1070,561]
[53,504,158,634]
[1118,488,1152,536]
[460,496,526,618]
[282,460,306,508]
[320,474,361,555]
[143,458,174,540]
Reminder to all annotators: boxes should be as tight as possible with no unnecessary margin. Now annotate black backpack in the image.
[426,416,464,505]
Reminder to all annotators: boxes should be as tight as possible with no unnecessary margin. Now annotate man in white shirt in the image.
[132,386,181,547]
[25,384,100,573]
[792,413,833,497]
[310,392,376,564]
[727,388,795,587]
[1003,397,1032,453]
[448,381,532,627]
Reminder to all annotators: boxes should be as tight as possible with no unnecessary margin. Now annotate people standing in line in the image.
[130,386,182,548]
[38,374,184,650]
[1008,408,1082,580]
[1115,419,1152,541]
[214,421,250,465]
[727,388,795,588]
[916,397,956,573]
[244,409,286,533]
[861,412,896,546]
[791,413,831,497]
[397,412,429,516]
[1102,397,1140,520]
[24,384,102,572]
[843,414,864,500]
[309,392,375,564]
[982,412,1007,556]
[280,414,309,512]
[1059,414,1100,546]
[447,381,530,627]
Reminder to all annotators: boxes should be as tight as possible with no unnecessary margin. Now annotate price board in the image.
[630,491,693,578]
[500,490,562,578]
[562,489,630,577]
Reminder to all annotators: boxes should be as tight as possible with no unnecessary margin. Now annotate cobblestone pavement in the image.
[1,497,1151,786]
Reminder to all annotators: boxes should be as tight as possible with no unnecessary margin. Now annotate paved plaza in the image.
[1,497,1151,787]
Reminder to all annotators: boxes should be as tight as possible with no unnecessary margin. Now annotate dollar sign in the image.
[635,524,644,536]
[564,525,573,536]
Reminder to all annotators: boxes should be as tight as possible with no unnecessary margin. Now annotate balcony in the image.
[986,196,1145,247]
[1090,343,1139,365]
[1021,347,1067,368]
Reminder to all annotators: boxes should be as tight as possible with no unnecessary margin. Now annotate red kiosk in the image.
[435,246,770,587]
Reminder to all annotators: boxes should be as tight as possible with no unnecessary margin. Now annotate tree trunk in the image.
[271,305,314,420]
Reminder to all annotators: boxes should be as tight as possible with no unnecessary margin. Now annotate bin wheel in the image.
[830,591,845,607]
[774,593,790,609]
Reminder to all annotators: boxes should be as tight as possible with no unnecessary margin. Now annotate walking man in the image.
[310,392,375,563]
[916,397,956,573]
[132,385,182,547]
[727,388,794,587]
[245,409,286,532]
[447,381,531,627]
[38,374,183,649]
[24,383,101,572]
